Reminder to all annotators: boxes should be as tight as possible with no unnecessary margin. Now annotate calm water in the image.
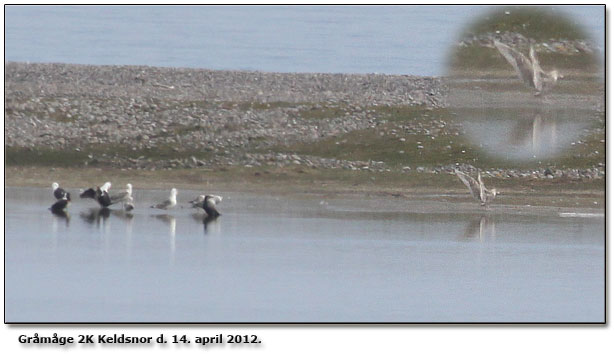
[457,107,597,161]
[4,5,604,76]
[5,187,604,322]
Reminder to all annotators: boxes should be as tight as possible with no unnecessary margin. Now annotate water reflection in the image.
[80,207,111,226]
[153,214,176,265]
[80,208,133,226]
[461,215,496,242]
[51,212,70,234]
[458,107,591,160]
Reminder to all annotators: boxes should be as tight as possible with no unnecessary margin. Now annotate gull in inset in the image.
[454,170,497,206]
[493,39,561,96]
[151,188,178,210]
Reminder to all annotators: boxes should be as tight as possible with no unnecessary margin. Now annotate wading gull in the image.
[493,39,560,96]
[151,188,178,210]
[50,194,71,213]
[202,195,223,217]
[455,170,497,207]
[79,183,114,208]
[110,183,133,205]
[52,182,68,200]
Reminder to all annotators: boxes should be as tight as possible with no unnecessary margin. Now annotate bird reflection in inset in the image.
[507,112,558,157]
[461,215,496,242]
[493,39,561,96]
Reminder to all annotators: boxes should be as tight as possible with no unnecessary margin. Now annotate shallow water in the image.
[457,107,597,161]
[4,187,604,322]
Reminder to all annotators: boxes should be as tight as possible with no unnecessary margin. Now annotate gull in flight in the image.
[454,170,497,206]
[493,39,561,96]
[151,188,178,210]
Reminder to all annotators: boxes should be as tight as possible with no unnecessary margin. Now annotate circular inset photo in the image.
[447,6,603,161]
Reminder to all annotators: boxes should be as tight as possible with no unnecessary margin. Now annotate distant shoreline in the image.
[4,61,604,210]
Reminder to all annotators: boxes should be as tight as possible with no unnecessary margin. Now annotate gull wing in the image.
[477,172,486,203]
[110,191,129,204]
[189,195,206,207]
[493,40,535,87]
[152,199,172,209]
[529,45,543,92]
[455,170,482,201]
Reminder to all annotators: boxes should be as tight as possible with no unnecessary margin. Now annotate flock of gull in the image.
[50,182,223,218]
[46,39,563,217]
[49,169,497,219]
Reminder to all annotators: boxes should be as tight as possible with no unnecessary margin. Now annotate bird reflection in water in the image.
[51,209,70,226]
[505,111,559,158]
[461,215,496,242]
[153,214,176,265]
[80,208,133,227]
[50,210,70,236]
[190,213,221,235]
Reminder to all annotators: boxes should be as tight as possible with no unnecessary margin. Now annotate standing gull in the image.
[454,170,497,206]
[52,182,68,200]
[151,188,178,210]
[493,39,560,96]
[110,183,133,205]
[50,194,71,214]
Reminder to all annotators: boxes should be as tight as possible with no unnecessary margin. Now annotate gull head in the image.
[101,182,112,192]
[170,188,177,197]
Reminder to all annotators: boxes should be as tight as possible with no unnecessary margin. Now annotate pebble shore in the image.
[4,62,604,181]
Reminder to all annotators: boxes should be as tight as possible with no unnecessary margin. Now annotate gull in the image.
[493,39,560,96]
[50,194,71,213]
[110,183,133,205]
[123,195,135,211]
[151,188,177,210]
[95,187,113,207]
[454,170,497,206]
[189,194,206,208]
[79,184,114,207]
[100,181,111,193]
[52,182,69,200]
[202,195,223,217]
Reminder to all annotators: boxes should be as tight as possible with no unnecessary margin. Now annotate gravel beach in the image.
[4,61,605,188]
